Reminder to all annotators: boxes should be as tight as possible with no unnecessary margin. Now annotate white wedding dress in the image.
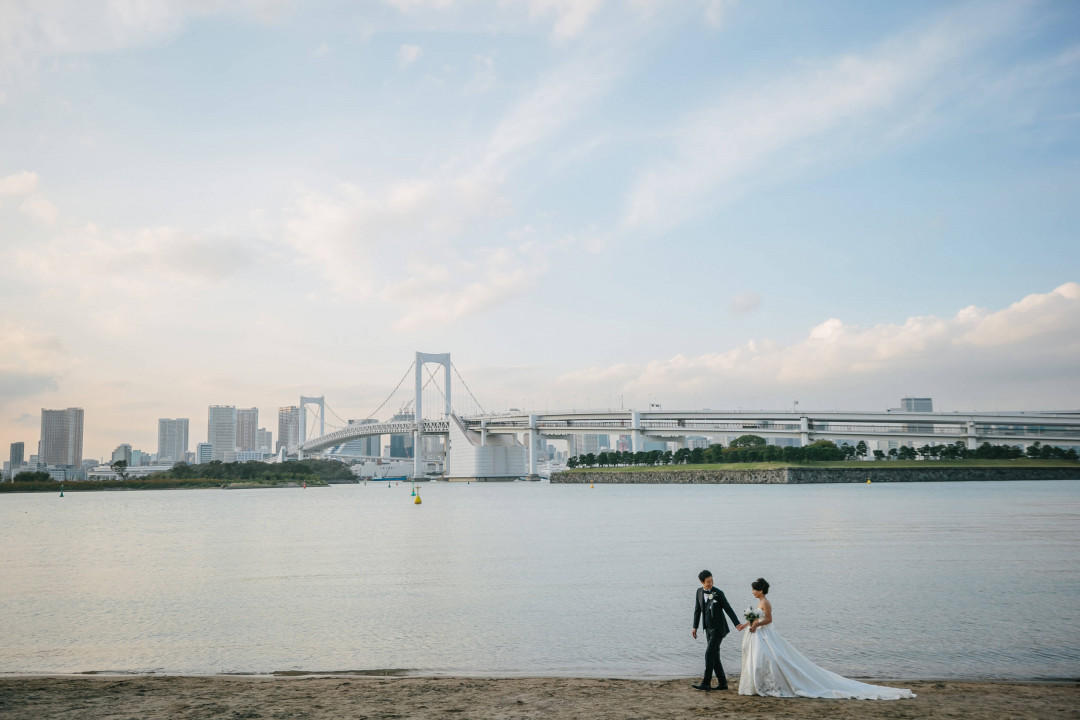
[738,607,915,700]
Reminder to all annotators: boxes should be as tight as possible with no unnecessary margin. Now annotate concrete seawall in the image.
[550,467,1080,484]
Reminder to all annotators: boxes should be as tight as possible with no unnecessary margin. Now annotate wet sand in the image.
[1,675,1077,720]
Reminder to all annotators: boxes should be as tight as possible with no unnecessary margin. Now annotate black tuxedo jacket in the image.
[693,587,740,638]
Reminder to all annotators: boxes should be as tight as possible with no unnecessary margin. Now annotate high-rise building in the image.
[39,408,84,466]
[277,406,300,453]
[196,442,213,464]
[157,418,189,463]
[208,405,237,462]
[256,428,272,454]
[130,449,148,466]
[10,442,24,465]
[236,408,258,452]
[901,397,933,412]
[111,444,132,464]
[389,412,414,458]
[340,419,380,456]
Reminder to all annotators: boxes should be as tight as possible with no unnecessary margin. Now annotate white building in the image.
[256,428,272,454]
[158,418,189,463]
[111,444,132,464]
[88,464,174,481]
[196,442,213,464]
[208,405,237,462]
[278,406,300,453]
[40,408,84,466]
[236,408,258,452]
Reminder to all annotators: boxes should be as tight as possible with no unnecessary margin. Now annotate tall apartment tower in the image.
[39,408,84,466]
[343,419,380,456]
[277,406,300,453]
[10,442,24,465]
[256,428,272,454]
[236,408,258,452]
[389,413,414,458]
[207,405,237,462]
[111,444,132,464]
[157,418,190,463]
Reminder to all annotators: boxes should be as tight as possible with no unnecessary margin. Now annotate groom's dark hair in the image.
[698,570,712,582]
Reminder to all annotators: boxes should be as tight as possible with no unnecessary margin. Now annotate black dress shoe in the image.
[716,683,729,691]
[692,683,714,691]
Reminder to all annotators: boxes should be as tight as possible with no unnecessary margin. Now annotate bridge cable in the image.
[322,402,350,429]
[363,361,417,421]
[451,363,486,415]
[423,364,448,416]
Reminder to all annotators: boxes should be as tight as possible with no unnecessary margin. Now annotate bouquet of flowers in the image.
[744,607,761,623]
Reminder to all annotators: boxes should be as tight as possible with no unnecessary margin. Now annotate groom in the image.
[691,569,740,691]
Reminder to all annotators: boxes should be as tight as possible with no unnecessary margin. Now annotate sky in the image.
[1,0,1079,461]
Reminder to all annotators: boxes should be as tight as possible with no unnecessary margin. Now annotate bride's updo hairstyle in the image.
[751,578,770,595]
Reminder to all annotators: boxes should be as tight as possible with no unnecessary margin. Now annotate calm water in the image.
[1,480,1078,679]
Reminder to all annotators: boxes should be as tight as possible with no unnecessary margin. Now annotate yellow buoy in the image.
[414,493,422,504]
[866,478,872,484]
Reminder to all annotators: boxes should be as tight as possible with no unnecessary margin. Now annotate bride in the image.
[736,578,916,700]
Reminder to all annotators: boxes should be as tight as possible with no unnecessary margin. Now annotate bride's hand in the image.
[749,623,757,633]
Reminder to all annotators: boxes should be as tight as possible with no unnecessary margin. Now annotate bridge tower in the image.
[414,352,452,479]
[298,395,325,460]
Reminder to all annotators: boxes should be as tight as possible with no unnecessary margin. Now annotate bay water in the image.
[1,480,1078,679]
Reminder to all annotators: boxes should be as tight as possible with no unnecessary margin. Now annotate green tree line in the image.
[150,459,355,482]
[8,459,357,485]
[565,435,1078,468]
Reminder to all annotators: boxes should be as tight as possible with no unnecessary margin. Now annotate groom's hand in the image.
[691,629,697,639]
[736,623,745,631]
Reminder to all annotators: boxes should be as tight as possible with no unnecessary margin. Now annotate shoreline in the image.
[1,675,1075,720]
[3,671,1078,683]
[552,465,1080,484]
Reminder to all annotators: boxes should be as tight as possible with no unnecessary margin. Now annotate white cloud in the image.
[380,0,608,40]
[397,43,423,69]
[0,0,290,79]
[3,208,265,337]
[555,283,1080,410]
[960,282,1080,348]
[0,322,66,406]
[0,170,38,196]
[621,3,1026,233]
[465,53,497,93]
[704,0,737,29]
[381,238,571,329]
[313,41,331,57]
[526,0,606,41]
[282,43,623,321]
[19,194,59,225]
[382,0,455,10]
[730,290,761,314]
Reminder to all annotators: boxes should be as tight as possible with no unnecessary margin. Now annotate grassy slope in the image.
[559,459,1080,473]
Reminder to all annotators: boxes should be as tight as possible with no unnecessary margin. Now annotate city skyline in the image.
[2,1,1080,460]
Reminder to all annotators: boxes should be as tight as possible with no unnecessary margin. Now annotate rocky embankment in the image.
[551,467,1079,484]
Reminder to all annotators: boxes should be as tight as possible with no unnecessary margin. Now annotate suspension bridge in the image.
[288,351,1080,481]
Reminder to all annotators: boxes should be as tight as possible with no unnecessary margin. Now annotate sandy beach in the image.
[1,675,1076,720]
